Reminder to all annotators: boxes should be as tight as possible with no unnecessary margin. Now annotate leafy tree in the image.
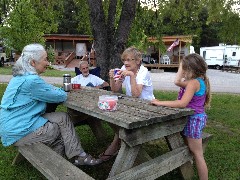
[86,0,138,80]
[74,0,92,34]
[56,0,91,34]
[57,0,80,34]
[128,1,165,51]
[0,0,60,53]
[205,0,240,45]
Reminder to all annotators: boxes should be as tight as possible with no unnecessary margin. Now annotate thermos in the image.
[63,74,71,92]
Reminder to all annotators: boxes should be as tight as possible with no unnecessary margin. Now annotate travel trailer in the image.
[224,45,240,67]
[200,45,240,69]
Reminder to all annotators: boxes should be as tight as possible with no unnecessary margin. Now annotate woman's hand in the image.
[120,70,134,78]
[109,69,115,79]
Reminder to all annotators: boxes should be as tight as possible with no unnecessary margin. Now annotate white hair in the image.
[12,44,46,76]
[79,60,89,69]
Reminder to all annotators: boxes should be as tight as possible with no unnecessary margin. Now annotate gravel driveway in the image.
[151,69,240,94]
[1,69,239,94]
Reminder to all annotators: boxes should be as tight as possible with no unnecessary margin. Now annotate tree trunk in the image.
[87,0,138,81]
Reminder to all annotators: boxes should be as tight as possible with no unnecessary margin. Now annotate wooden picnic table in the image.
[64,87,195,179]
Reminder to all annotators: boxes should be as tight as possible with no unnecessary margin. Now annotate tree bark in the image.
[87,0,138,81]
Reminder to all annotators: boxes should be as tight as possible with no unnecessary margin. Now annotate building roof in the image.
[148,35,193,45]
[44,34,93,41]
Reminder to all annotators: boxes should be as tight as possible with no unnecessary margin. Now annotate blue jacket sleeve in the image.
[28,76,67,103]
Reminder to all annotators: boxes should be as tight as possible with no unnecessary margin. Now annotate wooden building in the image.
[44,34,96,67]
[144,35,193,69]
[44,34,193,69]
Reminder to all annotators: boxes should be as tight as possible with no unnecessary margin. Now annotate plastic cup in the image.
[72,84,81,89]
[113,68,121,80]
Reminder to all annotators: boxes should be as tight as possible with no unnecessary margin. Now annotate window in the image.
[203,51,206,59]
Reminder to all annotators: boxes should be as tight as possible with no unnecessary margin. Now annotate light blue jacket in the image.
[0,74,67,146]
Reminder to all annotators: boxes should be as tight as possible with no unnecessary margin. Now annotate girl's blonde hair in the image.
[182,53,211,108]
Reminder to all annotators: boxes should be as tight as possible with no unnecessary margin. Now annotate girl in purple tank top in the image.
[151,53,211,180]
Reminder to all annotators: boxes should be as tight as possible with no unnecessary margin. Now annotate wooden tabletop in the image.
[64,87,193,129]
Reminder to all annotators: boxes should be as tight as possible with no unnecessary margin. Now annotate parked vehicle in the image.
[200,44,240,69]
[224,45,240,67]
[0,45,6,67]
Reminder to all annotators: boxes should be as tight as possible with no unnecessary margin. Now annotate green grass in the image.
[0,76,240,179]
[0,66,75,77]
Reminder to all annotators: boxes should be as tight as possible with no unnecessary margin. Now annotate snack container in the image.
[98,95,118,111]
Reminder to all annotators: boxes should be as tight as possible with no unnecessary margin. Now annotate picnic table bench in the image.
[12,87,212,179]
[12,143,94,180]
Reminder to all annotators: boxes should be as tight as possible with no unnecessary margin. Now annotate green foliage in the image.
[0,66,75,77]
[57,0,91,34]
[75,0,92,34]
[1,0,240,57]
[0,0,45,52]
[0,0,60,52]
[204,0,240,45]
[46,45,55,64]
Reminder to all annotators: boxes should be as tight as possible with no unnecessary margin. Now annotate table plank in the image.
[119,117,187,147]
[64,88,193,129]
[107,146,192,180]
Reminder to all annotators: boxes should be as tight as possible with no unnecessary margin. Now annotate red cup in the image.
[72,84,81,89]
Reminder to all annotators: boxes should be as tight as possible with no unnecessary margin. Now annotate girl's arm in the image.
[174,62,188,88]
[151,79,200,108]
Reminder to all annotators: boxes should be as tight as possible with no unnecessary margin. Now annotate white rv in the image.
[200,46,225,69]
[200,45,240,69]
[224,45,240,67]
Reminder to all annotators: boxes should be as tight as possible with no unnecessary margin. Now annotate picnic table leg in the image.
[165,132,194,180]
[133,148,152,166]
[108,140,140,178]
[12,152,26,165]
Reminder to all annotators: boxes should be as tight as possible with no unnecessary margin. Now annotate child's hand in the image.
[174,62,185,86]
[177,62,184,77]
[150,99,160,106]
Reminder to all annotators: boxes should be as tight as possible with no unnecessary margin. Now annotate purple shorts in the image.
[183,113,207,139]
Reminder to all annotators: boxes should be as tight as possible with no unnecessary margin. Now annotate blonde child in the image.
[151,53,211,180]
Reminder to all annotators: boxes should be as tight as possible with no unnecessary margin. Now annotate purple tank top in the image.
[178,78,206,114]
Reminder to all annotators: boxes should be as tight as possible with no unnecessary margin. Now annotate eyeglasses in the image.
[121,58,135,62]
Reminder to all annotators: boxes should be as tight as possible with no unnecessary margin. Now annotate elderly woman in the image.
[0,43,101,166]
[99,46,155,161]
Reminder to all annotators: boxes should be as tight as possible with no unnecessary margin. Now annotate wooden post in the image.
[158,48,161,69]
[165,133,194,180]
[179,40,182,64]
